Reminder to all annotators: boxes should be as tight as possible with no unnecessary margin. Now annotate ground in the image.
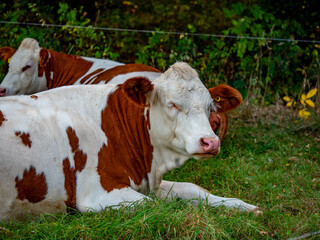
[0,103,319,239]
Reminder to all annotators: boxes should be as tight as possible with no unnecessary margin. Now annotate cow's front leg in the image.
[157,180,259,212]
[77,186,149,213]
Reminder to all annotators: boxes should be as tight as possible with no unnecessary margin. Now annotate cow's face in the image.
[0,38,43,96]
[148,62,220,160]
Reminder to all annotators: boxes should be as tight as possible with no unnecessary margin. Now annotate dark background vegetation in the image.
[0,0,319,107]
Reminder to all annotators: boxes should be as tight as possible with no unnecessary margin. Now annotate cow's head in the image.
[142,62,222,167]
[0,38,48,96]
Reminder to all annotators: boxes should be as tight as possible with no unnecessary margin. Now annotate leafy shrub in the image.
[0,1,319,107]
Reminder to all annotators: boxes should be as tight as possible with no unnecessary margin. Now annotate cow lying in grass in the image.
[0,38,242,141]
[0,62,258,221]
[0,38,162,96]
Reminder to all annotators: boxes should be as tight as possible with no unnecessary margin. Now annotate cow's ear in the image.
[208,84,243,112]
[122,77,154,106]
[0,47,16,64]
[39,48,49,68]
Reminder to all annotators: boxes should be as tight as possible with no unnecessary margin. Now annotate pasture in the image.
[1,104,319,239]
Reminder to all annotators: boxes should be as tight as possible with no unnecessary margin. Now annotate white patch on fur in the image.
[74,57,124,85]
[108,71,161,84]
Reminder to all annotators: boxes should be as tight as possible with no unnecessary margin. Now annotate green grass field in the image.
[1,104,319,239]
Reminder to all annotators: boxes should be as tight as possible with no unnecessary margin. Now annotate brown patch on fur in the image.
[36,47,160,91]
[80,68,105,84]
[15,131,32,148]
[97,77,154,192]
[91,64,161,84]
[62,127,88,209]
[73,151,87,172]
[62,158,77,209]
[0,47,17,64]
[15,165,48,203]
[39,48,49,68]
[0,110,7,127]
[38,49,93,88]
[208,84,242,141]
[208,84,243,112]
[209,112,228,141]
[30,95,38,100]
[66,127,87,172]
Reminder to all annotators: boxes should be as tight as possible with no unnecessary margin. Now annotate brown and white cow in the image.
[0,62,258,220]
[0,38,161,96]
[0,38,243,141]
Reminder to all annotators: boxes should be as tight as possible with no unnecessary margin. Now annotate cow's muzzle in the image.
[199,137,220,156]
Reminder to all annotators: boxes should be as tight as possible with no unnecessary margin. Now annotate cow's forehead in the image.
[10,48,39,70]
[9,38,41,70]
[153,71,212,108]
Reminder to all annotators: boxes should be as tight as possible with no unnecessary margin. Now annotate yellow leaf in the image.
[305,99,315,107]
[300,98,305,105]
[283,96,291,102]
[286,101,292,107]
[306,89,317,98]
[301,94,306,100]
[299,109,311,119]
[123,1,132,5]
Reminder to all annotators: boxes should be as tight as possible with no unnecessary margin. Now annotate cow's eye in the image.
[22,65,32,72]
[169,103,180,111]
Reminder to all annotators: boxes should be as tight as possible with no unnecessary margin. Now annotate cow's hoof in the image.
[252,207,263,215]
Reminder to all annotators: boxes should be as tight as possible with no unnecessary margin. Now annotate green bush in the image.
[0,1,319,106]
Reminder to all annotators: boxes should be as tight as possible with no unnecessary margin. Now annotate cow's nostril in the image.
[200,137,209,147]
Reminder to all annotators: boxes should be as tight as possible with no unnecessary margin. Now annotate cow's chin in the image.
[193,151,220,160]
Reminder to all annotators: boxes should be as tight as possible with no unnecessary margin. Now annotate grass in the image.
[1,104,319,239]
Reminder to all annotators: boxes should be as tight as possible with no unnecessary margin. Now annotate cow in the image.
[0,62,258,221]
[0,38,242,141]
[0,38,161,96]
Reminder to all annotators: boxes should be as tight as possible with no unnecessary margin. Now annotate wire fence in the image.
[1,20,320,44]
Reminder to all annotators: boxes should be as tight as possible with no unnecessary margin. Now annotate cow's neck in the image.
[97,87,154,193]
[41,49,93,89]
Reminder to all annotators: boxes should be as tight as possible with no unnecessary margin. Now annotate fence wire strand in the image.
[1,20,320,44]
